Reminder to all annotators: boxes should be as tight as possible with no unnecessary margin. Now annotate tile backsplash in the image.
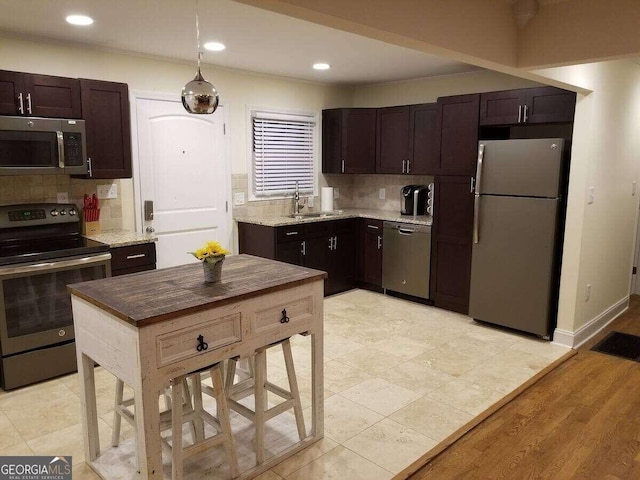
[0,175,125,231]
[232,173,433,217]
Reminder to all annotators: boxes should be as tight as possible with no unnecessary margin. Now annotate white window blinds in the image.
[252,111,315,197]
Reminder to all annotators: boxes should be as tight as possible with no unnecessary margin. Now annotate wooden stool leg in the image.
[112,379,124,447]
[211,364,239,478]
[254,349,267,464]
[282,339,306,440]
[171,379,184,480]
[190,375,205,442]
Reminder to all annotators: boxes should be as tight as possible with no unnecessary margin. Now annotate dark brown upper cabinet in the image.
[79,79,132,179]
[409,103,439,175]
[480,86,576,126]
[376,106,410,174]
[322,108,376,174]
[0,71,81,118]
[433,94,480,176]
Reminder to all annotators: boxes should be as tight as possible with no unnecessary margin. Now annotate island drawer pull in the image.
[280,309,290,323]
[196,334,208,352]
[126,253,146,259]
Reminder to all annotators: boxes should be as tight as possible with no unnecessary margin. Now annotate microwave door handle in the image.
[56,131,65,168]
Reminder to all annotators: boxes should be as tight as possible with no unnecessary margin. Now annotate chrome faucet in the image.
[293,181,305,215]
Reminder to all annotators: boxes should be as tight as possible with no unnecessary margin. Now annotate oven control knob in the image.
[58,330,66,337]
[50,209,58,216]
[69,208,77,216]
[60,209,66,216]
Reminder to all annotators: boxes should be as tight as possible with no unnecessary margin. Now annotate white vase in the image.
[203,257,224,283]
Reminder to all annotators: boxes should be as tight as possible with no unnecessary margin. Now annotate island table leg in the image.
[77,352,100,462]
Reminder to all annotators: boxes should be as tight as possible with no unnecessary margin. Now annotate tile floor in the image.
[0,289,570,479]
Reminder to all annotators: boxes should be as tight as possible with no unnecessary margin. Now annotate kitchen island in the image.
[69,254,326,479]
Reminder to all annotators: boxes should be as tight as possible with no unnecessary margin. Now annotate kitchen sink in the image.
[287,211,342,219]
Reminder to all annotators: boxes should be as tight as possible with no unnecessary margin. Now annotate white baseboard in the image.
[552,296,629,348]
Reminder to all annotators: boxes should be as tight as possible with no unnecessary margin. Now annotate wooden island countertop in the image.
[68,254,327,327]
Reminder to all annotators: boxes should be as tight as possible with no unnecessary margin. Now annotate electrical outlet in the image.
[233,192,245,206]
[379,188,386,200]
[307,196,314,208]
[56,192,69,203]
[587,186,595,204]
[97,184,117,199]
[585,284,591,302]
[334,188,339,199]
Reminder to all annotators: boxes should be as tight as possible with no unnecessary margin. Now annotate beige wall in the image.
[535,60,640,338]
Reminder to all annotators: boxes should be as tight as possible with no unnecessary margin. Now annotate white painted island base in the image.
[71,273,324,480]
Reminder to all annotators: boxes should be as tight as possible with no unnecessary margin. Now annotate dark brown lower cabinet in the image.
[238,219,356,296]
[430,176,474,314]
[358,218,383,290]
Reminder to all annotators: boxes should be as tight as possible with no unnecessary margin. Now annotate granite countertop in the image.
[85,230,157,248]
[68,255,326,327]
[234,208,433,227]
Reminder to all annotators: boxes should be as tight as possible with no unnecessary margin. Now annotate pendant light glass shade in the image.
[182,0,219,114]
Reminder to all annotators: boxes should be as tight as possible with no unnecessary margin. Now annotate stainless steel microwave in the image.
[0,116,87,175]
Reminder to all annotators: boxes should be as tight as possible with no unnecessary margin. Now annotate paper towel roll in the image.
[321,187,334,212]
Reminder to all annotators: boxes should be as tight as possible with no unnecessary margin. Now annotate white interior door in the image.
[135,97,230,269]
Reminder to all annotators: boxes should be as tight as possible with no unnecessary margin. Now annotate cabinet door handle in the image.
[402,160,406,173]
[367,224,379,230]
[328,237,333,251]
[301,240,306,256]
[518,104,522,123]
[26,93,32,115]
[126,253,146,259]
[377,235,382,249]
[407,159,411,173]
[341,159,345,173]
[333,236,337,250]
[17,93,24,114]
[523,104,529,123]
[280,309,290,323]
[285,231,299,236]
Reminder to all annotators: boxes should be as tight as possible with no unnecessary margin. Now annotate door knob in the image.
[146,226,155,233]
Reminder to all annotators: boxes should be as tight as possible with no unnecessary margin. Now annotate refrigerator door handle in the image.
[473,194,480,243]
[475,144,485,194]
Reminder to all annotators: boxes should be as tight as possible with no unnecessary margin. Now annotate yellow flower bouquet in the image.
[189,241,230,264]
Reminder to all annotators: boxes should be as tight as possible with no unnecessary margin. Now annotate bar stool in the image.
[224,337,306,464]
[168,362,239,480]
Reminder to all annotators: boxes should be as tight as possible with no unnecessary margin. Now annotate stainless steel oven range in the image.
[0,203,110,390]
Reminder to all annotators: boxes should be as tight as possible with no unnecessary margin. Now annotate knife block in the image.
[82,221,101,236]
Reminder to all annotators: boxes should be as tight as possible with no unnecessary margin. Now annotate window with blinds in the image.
[251,110,316,198]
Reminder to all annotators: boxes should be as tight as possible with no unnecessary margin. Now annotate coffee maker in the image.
[401,185,428,216]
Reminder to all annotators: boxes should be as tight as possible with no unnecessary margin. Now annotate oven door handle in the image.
[0,253,111,276]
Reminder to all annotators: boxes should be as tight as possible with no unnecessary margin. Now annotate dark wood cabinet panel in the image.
[322,108,376,174]
[331,228,357,295]
[431,176,474,314]
[358,218,383,289]
[0,71,81,118]
[435,94,480,176]
[275,241,304,266]
[80,79,132,178]
[409,103,439,175]
[480,86,576,126]
[238,223,276,259]
[111,243,156,276]
[376,106,410,174]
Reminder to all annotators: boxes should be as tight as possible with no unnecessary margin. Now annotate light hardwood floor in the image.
[410,295,640,480]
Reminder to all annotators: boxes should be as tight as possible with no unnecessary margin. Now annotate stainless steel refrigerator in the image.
[468,138,565,338]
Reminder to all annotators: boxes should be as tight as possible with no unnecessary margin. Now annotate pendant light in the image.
[181,0,219,114]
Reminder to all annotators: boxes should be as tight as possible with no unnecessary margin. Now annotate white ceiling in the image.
[0,0,480,86]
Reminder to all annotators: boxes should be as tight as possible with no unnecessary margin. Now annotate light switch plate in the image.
[307,196,314,207]
[379,188,386,200]
[233,192,245,206]
[587,186,595,204]
[56,192,69,203]
[97,184,117,199]
[334,188,339,199]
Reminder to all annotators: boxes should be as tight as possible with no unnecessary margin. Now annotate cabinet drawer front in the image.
[253,295,314,336]
[111,243,156,271]
[156,313,242,367]
[304,221,332,238]
[276,225,304,243]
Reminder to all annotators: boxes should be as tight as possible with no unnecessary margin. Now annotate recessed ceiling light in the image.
[204,42,226,52]
[313,63,330,71]
[66,15,94,26]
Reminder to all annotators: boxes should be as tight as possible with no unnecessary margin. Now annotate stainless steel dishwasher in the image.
[382,221,431,299]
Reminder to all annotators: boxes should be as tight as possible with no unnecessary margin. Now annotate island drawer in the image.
[251,291,314,337]
[156,313,242,367]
